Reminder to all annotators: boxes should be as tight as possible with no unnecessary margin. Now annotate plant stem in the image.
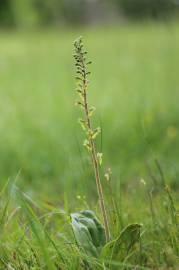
[81,59,110,242]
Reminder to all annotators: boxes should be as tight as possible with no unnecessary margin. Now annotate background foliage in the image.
[0,0,179,28]
[118,0,177,18]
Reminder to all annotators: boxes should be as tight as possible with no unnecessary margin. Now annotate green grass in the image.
[0,22,179,269]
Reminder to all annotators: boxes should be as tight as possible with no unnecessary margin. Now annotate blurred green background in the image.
[0,0,179,199]
[0,0,179,28]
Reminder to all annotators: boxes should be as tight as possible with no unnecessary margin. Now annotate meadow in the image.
[0,22,179,269]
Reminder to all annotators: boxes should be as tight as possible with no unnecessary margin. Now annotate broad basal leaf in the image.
[101,223,142,260]
[71,210,105,257]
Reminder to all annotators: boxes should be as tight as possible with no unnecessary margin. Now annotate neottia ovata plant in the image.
[73,37,110,242]
[71,37,142,262]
